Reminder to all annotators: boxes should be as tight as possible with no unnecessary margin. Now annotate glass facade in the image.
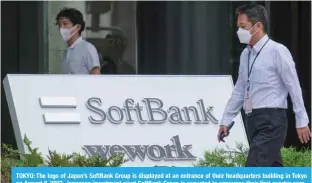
[1,1,311,149]
[46,1,137,74]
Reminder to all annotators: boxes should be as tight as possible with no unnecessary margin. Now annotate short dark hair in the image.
[236,4,268,32]
[105,34,127,48]
[105,34,127,54]
[55,8,85,35]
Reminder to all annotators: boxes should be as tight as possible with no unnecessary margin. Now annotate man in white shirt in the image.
[218,4,311,167]
[55,8,101,74]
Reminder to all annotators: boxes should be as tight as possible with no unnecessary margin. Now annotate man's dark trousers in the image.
[245,108,288,167]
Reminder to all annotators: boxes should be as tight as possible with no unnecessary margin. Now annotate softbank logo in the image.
[38,97,218,161]
[39,97,219,125]
[39,97,81,124]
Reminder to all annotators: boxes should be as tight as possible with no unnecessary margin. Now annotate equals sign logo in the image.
[39,97,81,124]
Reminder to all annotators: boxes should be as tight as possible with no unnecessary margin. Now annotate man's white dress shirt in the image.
[221,34,309,128]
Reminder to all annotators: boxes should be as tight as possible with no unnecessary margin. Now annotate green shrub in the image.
[1,135,127,183]
[195,143,248,167]
[281,147,311,167]
[2,138,310,183]
[195,143,311,167]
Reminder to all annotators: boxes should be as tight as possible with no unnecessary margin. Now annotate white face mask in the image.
[236,24,258,44]
[60,25,78,42]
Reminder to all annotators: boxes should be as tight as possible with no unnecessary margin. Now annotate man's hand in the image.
[90,67,101,74]
[296,126,311,144]
[218,125,229,143]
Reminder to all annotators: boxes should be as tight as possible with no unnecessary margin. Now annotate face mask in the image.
[236,24,258,44]
[60,25,78,42]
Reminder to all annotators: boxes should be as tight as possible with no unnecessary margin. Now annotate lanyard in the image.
[247,38,270,91]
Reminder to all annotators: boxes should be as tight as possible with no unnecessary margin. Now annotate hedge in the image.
[195,143,311,167]
[1,136,311,183]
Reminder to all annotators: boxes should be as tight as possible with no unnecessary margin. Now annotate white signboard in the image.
[3,74,248,167]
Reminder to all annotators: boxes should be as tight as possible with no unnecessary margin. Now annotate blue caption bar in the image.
[12,167,311,183]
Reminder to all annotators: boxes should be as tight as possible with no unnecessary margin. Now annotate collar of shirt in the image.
[247,34,269,54]
[69,37,83,49]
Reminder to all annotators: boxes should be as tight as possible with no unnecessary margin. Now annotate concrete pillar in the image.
[111,1,137,73]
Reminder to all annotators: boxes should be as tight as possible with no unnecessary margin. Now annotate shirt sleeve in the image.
[274,44,309,128]
[220,51,246,126]
[84,43,101,72]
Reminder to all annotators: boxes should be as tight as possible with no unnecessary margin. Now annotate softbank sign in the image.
[3,75,248,166]
[85,98,219,125]
[41,97,218,161]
